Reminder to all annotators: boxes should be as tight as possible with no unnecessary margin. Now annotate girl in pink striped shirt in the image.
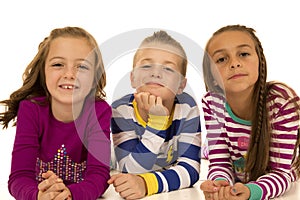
[200,25,300,200]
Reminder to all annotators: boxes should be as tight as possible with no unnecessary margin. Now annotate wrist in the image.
[138,173,159,196]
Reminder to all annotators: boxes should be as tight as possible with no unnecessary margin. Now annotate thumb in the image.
[42,170,56,179]
[107,173,122,184]
[231,183,245,195]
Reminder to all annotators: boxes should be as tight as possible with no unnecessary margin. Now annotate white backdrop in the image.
[0,1,299,199]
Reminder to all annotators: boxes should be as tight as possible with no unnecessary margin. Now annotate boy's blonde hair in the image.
[133,30,187,76]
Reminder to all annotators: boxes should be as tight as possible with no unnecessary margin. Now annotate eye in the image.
[77,64,90,70]
[216,57,227,63]
[139,65,152,69]
[162,66,175,73]
[240,52,250,57]
[51,63,64,67]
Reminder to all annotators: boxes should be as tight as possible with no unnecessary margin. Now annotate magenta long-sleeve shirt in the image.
[8,97,111,200]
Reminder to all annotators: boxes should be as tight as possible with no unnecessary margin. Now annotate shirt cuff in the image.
[148,114,169,130]
[138,173,159,196]
[245,183,263,200]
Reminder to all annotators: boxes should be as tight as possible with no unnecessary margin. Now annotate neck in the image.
[51,100,84,123]
[226,90,253,120]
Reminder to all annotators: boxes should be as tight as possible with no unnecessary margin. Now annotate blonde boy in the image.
[108,30,201,199]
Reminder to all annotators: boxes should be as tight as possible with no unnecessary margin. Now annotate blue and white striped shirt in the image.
[111,92,201,195]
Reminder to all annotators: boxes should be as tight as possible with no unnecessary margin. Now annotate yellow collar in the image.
[132,100,174,129]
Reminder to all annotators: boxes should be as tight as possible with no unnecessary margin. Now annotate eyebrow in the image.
[211,44,253,57]
[48,56,93,66]
[139,58,177,66]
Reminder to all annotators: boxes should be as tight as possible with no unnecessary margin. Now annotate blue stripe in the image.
[116,139,157,170]
[117,139,150,153]
[178,162,199,186]
[161,169,180,191]
[111,94,134,108]
[155,172,164,193]
[179,143,201,162]
[111,118,132,133]
[131,151,157,170]
[176,92,197,107]
[181,117,201,133]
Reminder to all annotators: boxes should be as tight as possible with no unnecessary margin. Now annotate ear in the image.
[130,71,136,88]
[213,80,218,86]
[177,78,187,95]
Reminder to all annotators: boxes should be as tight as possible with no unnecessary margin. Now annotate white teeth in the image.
[61,85,74,89]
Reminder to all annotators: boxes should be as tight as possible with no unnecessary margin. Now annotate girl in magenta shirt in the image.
[0,26,111,200]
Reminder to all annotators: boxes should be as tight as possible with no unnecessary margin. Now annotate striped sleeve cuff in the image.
[138,173,159,196]
[215,177,228,181]
[245,183,263,200]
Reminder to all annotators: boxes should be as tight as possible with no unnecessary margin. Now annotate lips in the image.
[145,82,164,87]
[228,73,247,80]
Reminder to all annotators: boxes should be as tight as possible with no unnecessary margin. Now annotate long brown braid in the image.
[0,27,106,129]
[203,24,300,181]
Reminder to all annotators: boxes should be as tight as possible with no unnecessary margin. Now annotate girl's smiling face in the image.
[45,37,95,108]
[207,31,259,95]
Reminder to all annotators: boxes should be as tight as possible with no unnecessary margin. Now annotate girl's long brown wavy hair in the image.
[0,26,106,129]
[203,24,300,181]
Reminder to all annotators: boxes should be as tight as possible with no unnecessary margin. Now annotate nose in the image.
[230,58,241,69]
[150,65,162,78]
[63,65,76,79]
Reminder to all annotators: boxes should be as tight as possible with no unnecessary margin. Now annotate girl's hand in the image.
[38,171,72,200]
[229,183,250,200]
[200,180,230,200]
[134,92,169,116]
[108,173,147,200]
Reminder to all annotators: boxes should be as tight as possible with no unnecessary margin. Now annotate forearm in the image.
[246,169,296,199]
[114,127,166,172]
[140,158,200,196]
[8,174,38,200]
[207,136,234,184]
[68,164,110,199]
[140,139,201,195]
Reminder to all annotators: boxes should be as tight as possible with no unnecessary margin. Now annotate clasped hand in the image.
[200,180,250,200]
[38,171,72,200]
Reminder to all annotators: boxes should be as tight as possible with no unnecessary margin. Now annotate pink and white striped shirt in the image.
[202,83,299,199]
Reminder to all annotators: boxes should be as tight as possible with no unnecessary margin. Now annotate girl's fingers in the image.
[218,186,224,199]
[53,189,71,200]
[212,191,219,200]
[38,177,62,191]
[46,182,66,193]
[200,181,219,193]
[213,180,230,187]
[42,171,56,179]
[224,186,232,199]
